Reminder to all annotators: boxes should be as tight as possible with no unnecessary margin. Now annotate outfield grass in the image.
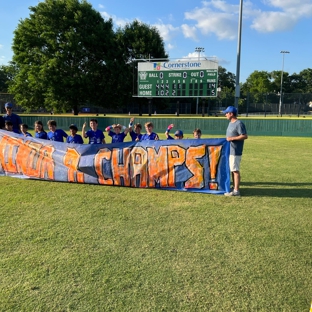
[0,136,312,311]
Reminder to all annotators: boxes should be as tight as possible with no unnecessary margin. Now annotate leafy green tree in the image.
[299,68,312,93]
[114,20,168,113]
[270,70,292,94]
[0,66,8,92]
[0,65,15,92]
[243,70,273,94]
[218,66,235,90]
[10,0,115,114]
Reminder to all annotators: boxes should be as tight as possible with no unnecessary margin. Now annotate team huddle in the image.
[29,118,202,144]
[1,102,248,196]
[0,102,203,144]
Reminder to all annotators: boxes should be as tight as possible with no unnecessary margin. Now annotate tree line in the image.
[0,0,311,114]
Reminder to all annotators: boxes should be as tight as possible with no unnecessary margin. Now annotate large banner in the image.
[0,131,230,194]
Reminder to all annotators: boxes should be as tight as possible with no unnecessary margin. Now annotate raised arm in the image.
[82,122,87,138]
[105,124,116,132]
[129,117,135,132]
[165,124,174,139]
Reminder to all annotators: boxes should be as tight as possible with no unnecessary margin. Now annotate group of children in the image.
[3,118,203,144]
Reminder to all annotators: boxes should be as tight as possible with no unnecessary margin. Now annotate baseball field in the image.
[0,134,311,311]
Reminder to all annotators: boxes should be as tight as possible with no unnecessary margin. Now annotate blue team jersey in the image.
[166,134,174,140]
[3,113,22,133]
[66,134,84,144]
[141,132,158,141]
[35,131,48,140]
[86,129,105,144]
[108,131,127,143]
[47,129,68,142]
[130,131,143,141]
[21,132,32,137]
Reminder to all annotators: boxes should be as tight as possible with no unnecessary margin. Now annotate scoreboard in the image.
[137,60,218,98]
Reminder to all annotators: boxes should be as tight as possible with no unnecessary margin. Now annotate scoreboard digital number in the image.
[137,60,218,98]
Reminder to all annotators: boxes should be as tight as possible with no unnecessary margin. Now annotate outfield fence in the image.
[17,116,312,138]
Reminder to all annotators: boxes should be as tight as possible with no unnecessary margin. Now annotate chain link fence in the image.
[1,92,312,116]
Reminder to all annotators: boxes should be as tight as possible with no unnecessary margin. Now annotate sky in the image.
[0,0,311,83]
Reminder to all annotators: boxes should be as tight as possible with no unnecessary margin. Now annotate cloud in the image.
[251,0,312,32]
[182,0,312,39]
[0,56,6,65]
[153,22,179,42]
[251,11,296,32]
[184,1,239,40]
[181,24,198,41]
[99,11,132,28]
[167,43,175,50]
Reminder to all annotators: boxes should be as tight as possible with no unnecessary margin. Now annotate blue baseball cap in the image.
[174,130,183,137]
[222,106,237,114]
[5,102,13,108]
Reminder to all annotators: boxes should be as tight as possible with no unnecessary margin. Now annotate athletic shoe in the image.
[224,190,240,196]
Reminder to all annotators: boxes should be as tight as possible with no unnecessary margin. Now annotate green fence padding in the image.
[20,116,312,137]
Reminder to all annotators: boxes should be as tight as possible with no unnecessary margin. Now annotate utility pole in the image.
[279,51,290,116]
[234,0,243,112]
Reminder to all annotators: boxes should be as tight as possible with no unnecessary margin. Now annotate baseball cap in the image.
[5,102,13,108]
[69,124,78,131]
[174,130,183,137]
[222,106,237,114]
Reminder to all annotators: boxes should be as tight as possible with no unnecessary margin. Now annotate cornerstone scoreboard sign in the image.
[137,60,218,98]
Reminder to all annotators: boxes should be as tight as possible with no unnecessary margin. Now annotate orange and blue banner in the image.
[0,130,230,194]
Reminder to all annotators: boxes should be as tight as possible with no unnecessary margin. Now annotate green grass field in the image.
[1,136,312,311]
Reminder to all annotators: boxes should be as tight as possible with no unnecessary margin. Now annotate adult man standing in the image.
[3,102,22,133]
[223,106,248,196]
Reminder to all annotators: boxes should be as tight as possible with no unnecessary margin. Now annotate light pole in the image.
[234,0,243,111]
[279,50,290,116]
[195,47,204,114]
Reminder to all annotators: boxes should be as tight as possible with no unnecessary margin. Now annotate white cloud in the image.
[184,2,239,40]
[153,22,179,42]
[98,4,105,9]
[251,0,312,32]
[0,56,5,64]
[167,43,175,50]
[182,0,312,39]
[251,11,296,32]
[181,24,198,41]
[99,11,132,28]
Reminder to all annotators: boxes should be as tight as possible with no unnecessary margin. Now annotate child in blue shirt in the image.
[34,120,48,140]
[82,119,106,144]
[105,124,129,143]
[165,124,184,140]
[47,120,68,142]
[20,124,32,137]
[129,118,143,141]
[140,122,159,141]
[66,124,84,144]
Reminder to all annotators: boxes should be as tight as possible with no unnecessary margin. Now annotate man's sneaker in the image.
[224,190,240,196]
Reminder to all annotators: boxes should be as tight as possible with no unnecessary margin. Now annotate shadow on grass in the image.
[241,182,312,198]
